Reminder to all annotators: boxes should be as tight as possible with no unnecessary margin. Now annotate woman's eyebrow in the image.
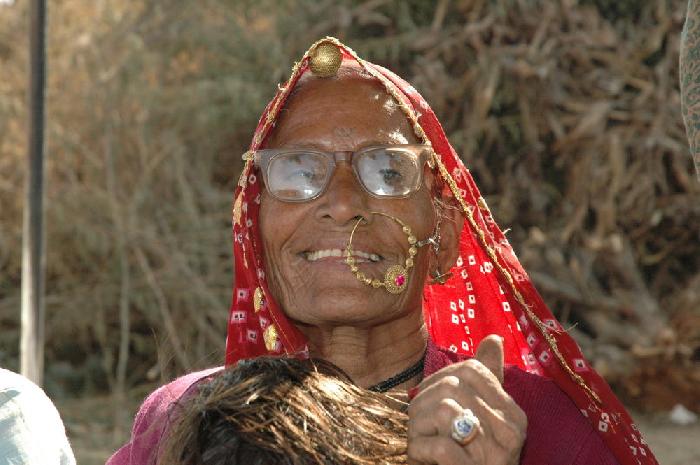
[278,140,391,150]
[277,142,326,150]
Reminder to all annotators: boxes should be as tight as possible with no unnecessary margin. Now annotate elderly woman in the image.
[107,38,657,465]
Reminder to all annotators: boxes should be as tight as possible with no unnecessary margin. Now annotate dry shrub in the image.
[0,1,274,392]
[0,0,697,413]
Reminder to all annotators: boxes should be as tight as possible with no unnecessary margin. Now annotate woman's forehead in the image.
[266,74,419,149]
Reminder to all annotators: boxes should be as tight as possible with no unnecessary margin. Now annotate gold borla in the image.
[309,41,343,77]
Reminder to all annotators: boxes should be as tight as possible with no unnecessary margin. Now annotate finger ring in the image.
[451,408,480,446]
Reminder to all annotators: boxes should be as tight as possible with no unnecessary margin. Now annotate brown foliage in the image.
[0,0,697,412]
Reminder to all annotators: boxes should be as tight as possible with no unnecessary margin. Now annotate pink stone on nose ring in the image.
[384,265,408,294]
[345,212,429,295]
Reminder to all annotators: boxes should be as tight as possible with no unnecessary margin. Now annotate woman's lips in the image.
[302,248,382,263]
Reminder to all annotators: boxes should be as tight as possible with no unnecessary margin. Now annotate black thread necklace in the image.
[367,352,426,393]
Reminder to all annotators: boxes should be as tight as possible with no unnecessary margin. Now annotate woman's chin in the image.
[285,286,406,327]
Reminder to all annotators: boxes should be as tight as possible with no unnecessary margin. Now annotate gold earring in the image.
[345,212,428,294]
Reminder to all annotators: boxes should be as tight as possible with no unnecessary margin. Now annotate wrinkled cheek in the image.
[261,248,309,319]
[261,246,288,308]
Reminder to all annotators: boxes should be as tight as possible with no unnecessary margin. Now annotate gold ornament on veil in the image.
[309,40,343,77]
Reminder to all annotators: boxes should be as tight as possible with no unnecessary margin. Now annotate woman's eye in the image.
[379,168,403,184]
[289,169,315,181]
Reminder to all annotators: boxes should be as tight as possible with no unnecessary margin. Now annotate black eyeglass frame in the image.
[242,144,436,202]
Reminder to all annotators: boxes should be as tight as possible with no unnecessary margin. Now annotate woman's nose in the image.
[314,163,370,226]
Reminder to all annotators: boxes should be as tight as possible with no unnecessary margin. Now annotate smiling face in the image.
[258,70,438,330]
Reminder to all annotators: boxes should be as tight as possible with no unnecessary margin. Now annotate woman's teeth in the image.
[305,249,381,262]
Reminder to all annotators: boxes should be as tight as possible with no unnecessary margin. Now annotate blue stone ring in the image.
[450,408,480,446]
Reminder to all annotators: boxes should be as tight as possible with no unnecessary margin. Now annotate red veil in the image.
[226,38,657,465]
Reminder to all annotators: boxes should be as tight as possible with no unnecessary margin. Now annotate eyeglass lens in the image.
[355,147,420,197]
[267,152,331,201]
[266,148,421,201]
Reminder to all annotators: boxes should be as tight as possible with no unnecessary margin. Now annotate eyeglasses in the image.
[243,145,435,202]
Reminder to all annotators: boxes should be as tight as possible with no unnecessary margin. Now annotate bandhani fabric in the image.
[226,37,657,465]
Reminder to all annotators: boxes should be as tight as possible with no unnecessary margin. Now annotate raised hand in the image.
[407,335,527,465]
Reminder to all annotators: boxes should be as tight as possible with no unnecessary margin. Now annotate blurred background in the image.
[1,0,698,463]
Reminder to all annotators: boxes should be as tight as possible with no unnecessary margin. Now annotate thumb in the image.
[474,334,505,385]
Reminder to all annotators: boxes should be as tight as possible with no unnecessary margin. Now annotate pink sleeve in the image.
[105,367,222,465]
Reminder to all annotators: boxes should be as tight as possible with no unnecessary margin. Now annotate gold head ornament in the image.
[309,40,343,77]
